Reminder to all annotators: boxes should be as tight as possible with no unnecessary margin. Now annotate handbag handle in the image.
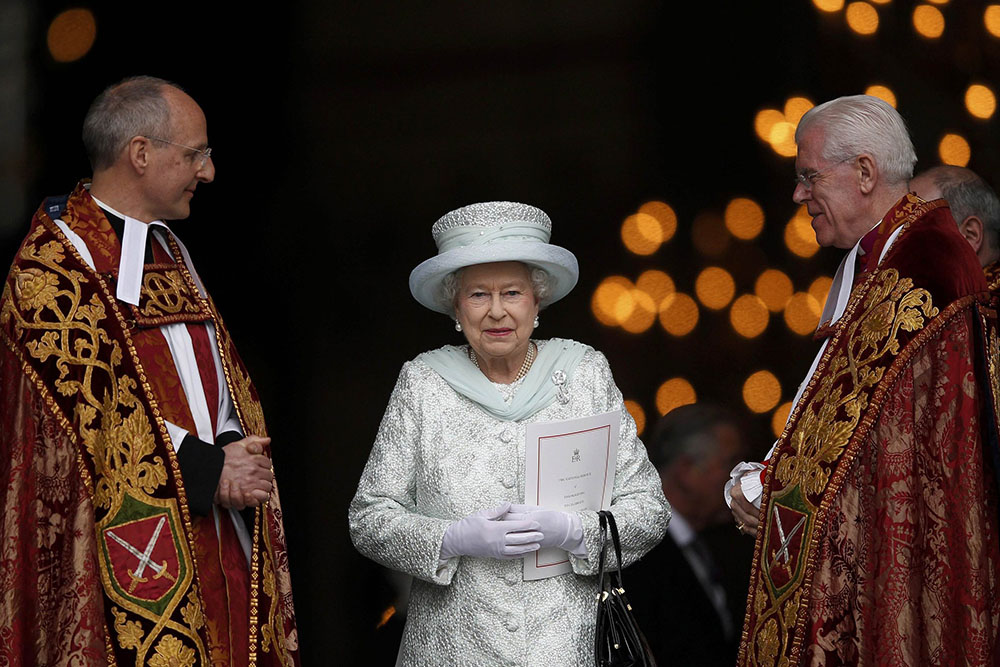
[597,510,627,591]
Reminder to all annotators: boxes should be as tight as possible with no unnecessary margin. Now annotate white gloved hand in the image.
[503,504,585,555]
[440,502,543,561]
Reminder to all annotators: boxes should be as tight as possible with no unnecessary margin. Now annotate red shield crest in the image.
[103,512,180,603]
[765,502,809,592]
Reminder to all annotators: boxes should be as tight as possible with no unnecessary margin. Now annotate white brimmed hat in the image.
[409,201,579,314]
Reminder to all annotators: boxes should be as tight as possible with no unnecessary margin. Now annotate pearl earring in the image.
[533,316,539,329]
[455,320,463,332]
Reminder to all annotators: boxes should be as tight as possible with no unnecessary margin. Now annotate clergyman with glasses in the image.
[0,76,299,664]
[724,95,1000,664]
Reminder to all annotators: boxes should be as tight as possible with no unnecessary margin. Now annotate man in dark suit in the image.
[626,404,749,666]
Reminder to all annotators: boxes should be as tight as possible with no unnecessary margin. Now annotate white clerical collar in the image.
[665,509,695,548]
[91,195,172,306]
[816,217,903,331]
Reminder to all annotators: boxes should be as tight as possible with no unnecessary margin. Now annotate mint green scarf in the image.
[418,338,590,422]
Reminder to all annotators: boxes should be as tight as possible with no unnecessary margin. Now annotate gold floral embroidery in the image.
[180,588,204,630]
[112,607,144,650]
[756,618,779,666]
[776,269,936,495]
[147,634,196,667]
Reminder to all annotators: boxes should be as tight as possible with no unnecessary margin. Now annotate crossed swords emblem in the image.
[106,515,176,594]
[769,505,806,576]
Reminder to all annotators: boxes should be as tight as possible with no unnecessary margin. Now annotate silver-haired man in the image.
[727,95,1000,665]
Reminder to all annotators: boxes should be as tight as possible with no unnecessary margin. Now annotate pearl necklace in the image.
[470,341,536,383]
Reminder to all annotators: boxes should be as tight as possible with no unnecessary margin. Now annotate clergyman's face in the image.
[792,125,864,249]
[454,261,539,365]
[141,88,215,221]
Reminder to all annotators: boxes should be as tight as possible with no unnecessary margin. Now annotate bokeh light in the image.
[624,399,646,436]
[724,198,765,240]
[865,84,897,108]
[620,289,658,334]
[755,269,794,313]
[591,276,634,326]
[638,201,678,243]
[808,276,834,313]
[966,84,997,119]
[784,292,822,335]
[986,6,1000,37]
[771,401,794,438]
[743,370,782,414]
[659,293,700,337]
[769,122,798,157]
[813,0,845,11]
[730,294,770,338]
[692,212,731,256]
[783,97,814,125]
[47,9,97,63]
[754,109,785,143]
[869,0,891,4]
[695,267,736,310]
[785,206,820,258]
[636,270,675,306]
[656,378,697,416]
[939,133,971,167]
[913,4,945,38]
[621,212,664,255]
[846,2,879,35]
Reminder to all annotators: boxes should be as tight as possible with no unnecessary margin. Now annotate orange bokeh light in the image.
[784,292,822,335]
[730,294,770,338]
[725,198,765,240]
[846,2,879,35]
[695,267,736,310]
[624,399,647,436]
[656,378,697,416]
[755,269,794,313]
[771,401,794,438]
[865,84,897,108]
[808,276,834,313]
[785,207,820,258]
[659,293,700,337]
[939,133,971,167]
[639,201,678,243]
[591,276,635,326]
[47,9,97,63]
[743,370,782,414]
[636,270,675,306]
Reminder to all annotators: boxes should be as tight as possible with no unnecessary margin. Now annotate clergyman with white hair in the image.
[349,202,669,666]
[725,95,1000,665]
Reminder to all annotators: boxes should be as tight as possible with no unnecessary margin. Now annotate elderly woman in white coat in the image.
[349,202,670,666]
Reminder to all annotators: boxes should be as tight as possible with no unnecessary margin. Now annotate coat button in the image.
[500,428,514,443]
[505,616,519,632]
[501,475,515,489]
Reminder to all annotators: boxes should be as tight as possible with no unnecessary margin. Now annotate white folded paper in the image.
[523,409,620,580]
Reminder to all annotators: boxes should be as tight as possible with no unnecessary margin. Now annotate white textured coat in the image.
[349,341,670,666]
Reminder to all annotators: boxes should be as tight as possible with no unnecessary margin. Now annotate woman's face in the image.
[455,261,539,364]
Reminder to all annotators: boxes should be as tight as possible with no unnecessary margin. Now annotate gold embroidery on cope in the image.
[745,268,937,665]
[2,228,208,664]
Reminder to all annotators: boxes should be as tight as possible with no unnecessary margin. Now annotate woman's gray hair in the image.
[795,94,917,185]
[82,75,182,171]
[439,264,551,315]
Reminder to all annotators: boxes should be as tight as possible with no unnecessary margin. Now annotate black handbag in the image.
[594,510,657,667]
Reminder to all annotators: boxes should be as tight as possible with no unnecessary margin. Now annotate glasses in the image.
[144,136,213,168]
[793,155,856,190]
